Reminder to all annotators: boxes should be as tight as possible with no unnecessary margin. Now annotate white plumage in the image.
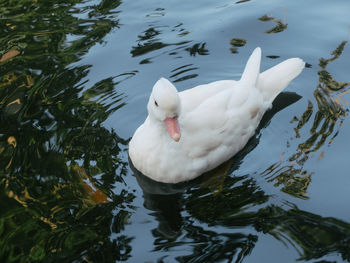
[129,47,305,183]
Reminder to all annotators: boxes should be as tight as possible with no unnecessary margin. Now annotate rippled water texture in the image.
[1,0,350,262]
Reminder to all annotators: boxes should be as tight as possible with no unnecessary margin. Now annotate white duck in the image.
[129,47,304,183]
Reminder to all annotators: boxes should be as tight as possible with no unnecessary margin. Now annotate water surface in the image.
[1,0,350,262]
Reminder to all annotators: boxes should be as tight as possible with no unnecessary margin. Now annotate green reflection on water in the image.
[1,0,350,262]
[258,8,288,34]
[263,41,349,200]
[138,170,350,262]
[0,0,135,262]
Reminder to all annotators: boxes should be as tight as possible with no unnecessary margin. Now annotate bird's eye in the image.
[154,100,158,107]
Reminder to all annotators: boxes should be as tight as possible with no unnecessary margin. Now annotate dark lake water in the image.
[1,0,350,262]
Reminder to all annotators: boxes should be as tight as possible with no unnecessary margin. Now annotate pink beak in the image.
[164,117,181,142]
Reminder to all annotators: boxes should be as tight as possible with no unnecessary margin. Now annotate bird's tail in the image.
[258,57,305,102]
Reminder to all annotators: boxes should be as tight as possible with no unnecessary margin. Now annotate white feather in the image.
[129,47,305,183]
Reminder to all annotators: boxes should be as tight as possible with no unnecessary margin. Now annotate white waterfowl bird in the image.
[129,47,304,183]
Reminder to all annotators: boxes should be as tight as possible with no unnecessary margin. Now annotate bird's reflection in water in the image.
[143,192,183,240]
[135,168,189,240]
[133,160,267,262]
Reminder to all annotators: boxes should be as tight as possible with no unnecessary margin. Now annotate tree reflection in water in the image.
[137,165,350,262]
[262,41,349,199]
[0,0,135,262]
[1,0,350,262]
